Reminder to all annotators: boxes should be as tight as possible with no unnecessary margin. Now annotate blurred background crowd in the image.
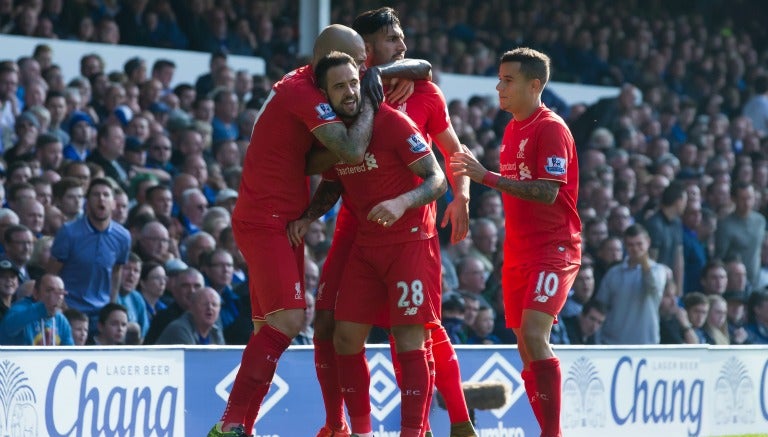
[0,0,767,348]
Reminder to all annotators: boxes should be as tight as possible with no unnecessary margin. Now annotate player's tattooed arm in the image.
[497,179,560,204]
[375,59,432,81]
[403,153,448,208]
[313,96,374,165]
[301,180,343,221]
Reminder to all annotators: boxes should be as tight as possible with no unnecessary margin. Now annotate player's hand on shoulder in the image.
[386,78,414,105]
[361,66,383,112]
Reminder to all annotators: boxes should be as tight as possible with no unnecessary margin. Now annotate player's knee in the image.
[333,326,365,355]
[391,325,426,353]
[313,310,335,340]
[267,309,305,338]
[520,328,549,351]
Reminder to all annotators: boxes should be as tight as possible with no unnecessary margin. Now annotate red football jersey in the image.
[233,65,341,225]
[499,105,582,264]
[333,79,451,237]
[325,105,436,247]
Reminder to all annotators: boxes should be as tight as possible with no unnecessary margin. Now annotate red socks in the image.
[521,369,544,427]
[221,325,291,426]
[388,334,403,387]
[337,350,372,434]
[529,357,562,437]
[432,327,470,423]
[398,348,429,433]
[422,338,435,434]
[314,338,346,430]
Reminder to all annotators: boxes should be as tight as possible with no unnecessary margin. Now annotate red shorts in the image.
[233,218,305,321]
[501,260,579,328]
[334,237,441,328]
[316,214,357,311]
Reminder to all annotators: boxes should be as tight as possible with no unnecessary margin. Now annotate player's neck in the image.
[512,100,542,121]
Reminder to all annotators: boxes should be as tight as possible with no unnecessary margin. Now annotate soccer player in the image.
[289,51,446,437]
[450,48,582,437]
[207,25,430,437]
[304,7,475,437]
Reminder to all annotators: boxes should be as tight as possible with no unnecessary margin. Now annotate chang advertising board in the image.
[0,348,184,437]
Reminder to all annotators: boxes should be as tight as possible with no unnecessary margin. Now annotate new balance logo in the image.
[403,307,418,316]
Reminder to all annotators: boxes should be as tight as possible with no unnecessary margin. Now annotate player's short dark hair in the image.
[500,47,550,86]
[352,7,401,37]
[315,51,356,90]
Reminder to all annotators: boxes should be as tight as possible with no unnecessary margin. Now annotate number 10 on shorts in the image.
[534,271,559,303]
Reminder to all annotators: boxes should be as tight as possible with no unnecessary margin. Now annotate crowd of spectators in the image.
[0,0,767,348]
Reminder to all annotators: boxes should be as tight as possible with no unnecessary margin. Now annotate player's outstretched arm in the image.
[367,153,447,226]
[450,150,559,204]
[287,180,343,246]
[313,96,375,165]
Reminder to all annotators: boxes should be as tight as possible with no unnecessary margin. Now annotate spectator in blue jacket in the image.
[0,272,73,345]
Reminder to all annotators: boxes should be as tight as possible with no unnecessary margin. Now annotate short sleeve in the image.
[50,225,71,263]
[391,114,432,167]
[534,120,573,184]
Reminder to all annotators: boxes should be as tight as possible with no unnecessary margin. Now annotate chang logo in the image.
[714,357,755,425]
[562,356,607,429]
[0,360,39,437]
[368,353,399,421]
[467,352,525,418]
[215,365,289,423]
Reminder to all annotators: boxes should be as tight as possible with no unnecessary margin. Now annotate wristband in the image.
[482,171,500,188]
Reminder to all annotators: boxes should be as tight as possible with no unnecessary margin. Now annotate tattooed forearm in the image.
[302,180,343,221]
[401,154,448,208]
[496,178,559,204]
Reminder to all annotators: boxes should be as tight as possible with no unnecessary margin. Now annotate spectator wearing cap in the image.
[0,273,72,345]
[63,110,96,161]
[116,252,150,338]
[145,134,177,177]
[144,266,203,345]
[6,110,40,163]
[48,178,131,335]
[0,258,20,321]
[215,188,237,214]
[715,183,766,289]
[87,124,130,191]
[44,90,70,145]
[211,88,239,142]
[4,224,34,282]
[121,135,171,184]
